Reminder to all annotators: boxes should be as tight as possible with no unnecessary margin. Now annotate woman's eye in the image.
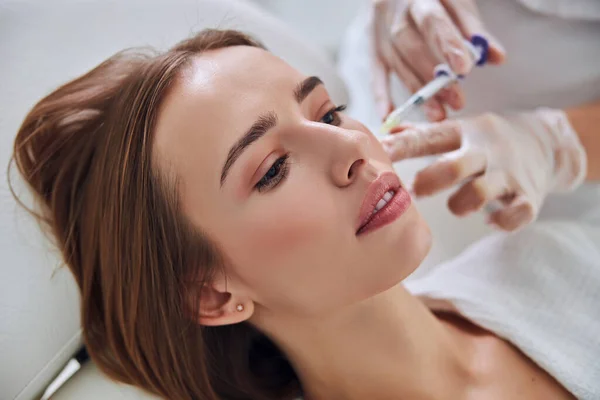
[252,104,346,193]
[255,155,290,192]
[320,104,347,126]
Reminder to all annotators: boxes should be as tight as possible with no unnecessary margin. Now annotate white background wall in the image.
[249,0,366,57]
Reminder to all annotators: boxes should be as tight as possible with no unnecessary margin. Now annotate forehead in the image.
[181,45,303,106]
[153,46,304,182]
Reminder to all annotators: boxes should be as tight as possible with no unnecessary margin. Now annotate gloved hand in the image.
[380,109,587,231]
[369,0,506,121]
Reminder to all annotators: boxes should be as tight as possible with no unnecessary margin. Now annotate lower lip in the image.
[357,187,412,236]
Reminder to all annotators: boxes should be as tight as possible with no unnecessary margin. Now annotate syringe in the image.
[380,34,489,134]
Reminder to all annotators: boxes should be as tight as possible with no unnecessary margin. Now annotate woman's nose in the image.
[329,129,369,188]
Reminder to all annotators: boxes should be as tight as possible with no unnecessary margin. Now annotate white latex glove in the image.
[381,109,587,231]
[369,0,506,121]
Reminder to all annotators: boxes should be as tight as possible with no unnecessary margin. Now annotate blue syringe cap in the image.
[471,34,489,66]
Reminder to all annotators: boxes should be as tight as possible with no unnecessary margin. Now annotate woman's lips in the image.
[357,188,411,235]
[356,172,411,236]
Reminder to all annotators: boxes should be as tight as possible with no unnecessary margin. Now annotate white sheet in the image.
[405,184,600,398]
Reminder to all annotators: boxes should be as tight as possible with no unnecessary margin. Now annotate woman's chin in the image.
[357,205,432,297]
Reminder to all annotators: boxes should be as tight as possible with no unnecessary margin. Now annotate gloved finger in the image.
[422,99,447,122]
[409,0,474,75]
[389,10,462,113]
[384,45,439,120]
[388,18,447,121]
[390,18,439,84]
[413,147,487,197]
[372,0,392,46]
[487,195,535,231]
[370,0,395,119]
[385,46,447,121]
[436,83,465,111]
[380,120,462,161]
[371,54,394,120]
[447,170,511,216]
[442,0,506,64]
[388,123,416,135]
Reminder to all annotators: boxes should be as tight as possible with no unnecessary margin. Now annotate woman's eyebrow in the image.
[220,111,278,187]
[220,76,323,187]
[294,76,323,104]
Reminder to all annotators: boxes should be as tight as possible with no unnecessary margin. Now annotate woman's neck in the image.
[256,283,476,400]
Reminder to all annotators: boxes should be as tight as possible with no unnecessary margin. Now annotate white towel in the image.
[405,185,600,399]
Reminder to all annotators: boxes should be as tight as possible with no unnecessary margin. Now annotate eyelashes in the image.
[321,104,346,126]
[255,154,290,192]
[254,104,347,193]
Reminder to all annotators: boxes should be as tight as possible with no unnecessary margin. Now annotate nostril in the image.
[348,159,364,180]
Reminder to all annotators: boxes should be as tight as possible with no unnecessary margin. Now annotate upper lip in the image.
[356,171,401,233]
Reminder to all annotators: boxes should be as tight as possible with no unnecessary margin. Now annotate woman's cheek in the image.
[254,194,332,252]
[238,184,337,267]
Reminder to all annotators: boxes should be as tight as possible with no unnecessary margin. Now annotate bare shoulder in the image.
[436,312,575,400]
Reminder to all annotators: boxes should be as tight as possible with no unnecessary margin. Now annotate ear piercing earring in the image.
[236,304,244,312]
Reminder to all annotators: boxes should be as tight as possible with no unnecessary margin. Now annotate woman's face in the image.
[153,46,431,318]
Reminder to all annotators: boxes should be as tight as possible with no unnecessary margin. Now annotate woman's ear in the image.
[191,274,254,326]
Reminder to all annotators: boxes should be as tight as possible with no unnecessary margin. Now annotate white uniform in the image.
[339,1,600,398]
